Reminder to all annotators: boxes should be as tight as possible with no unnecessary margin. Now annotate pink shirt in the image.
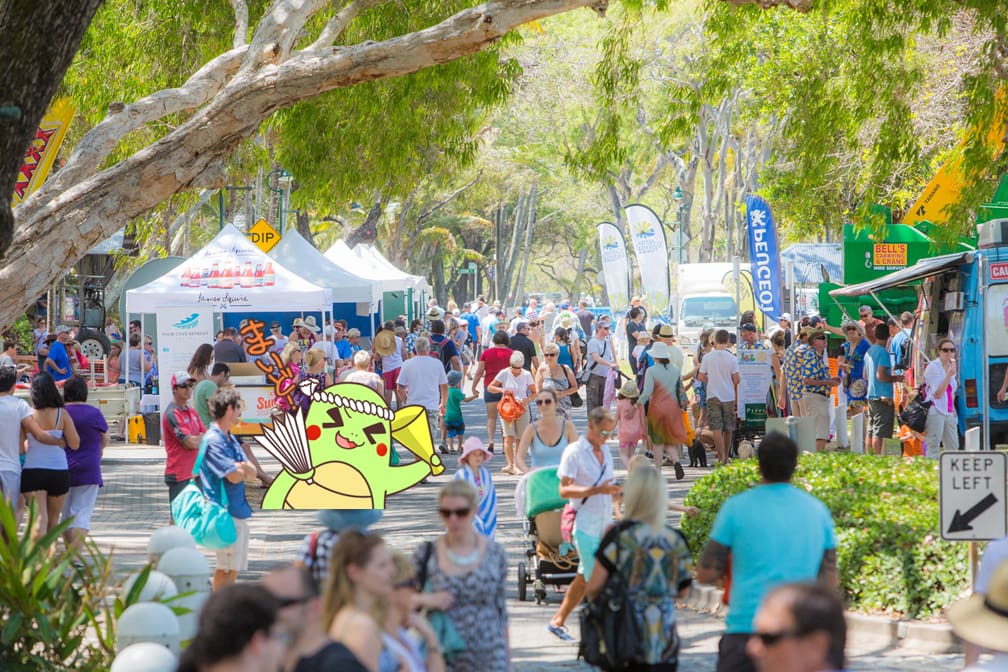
[616,397,644,445]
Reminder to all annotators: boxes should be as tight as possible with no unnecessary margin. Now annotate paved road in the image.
[88,392,965,671]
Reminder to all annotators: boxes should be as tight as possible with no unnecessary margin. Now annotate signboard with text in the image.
[737,348,772,421]
[155,307,215,414]
[940,451,1008,542]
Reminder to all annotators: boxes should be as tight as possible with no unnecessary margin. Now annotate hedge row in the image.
[680,453,969,620]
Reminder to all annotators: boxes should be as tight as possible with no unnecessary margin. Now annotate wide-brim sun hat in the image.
[458,436,493,465]
[372,330,397,356]
[301,316,322,333]
[650,342,672,359]
[947,563,1008,651]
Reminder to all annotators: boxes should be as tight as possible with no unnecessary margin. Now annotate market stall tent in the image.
[266,229,380,335]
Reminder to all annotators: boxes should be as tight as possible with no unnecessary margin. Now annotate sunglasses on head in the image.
[751,630,801,647]
[439,507,471,519]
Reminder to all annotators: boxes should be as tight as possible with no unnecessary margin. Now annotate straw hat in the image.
[947,562,1008,651]
[559,315,575,330]
[372,329,397,356]
[619,380,639,399]
[301,316,322,333]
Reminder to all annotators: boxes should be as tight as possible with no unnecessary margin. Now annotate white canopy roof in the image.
[323,241,408,294]
[126,224,331,313]
[270,230,380,307]
[355,244,429,293]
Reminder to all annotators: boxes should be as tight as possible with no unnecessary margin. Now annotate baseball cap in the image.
[55,325,72,334]
[171,371,194,387]
[779,313,792,323]
[269,320,282,330]
[740,323,757,333]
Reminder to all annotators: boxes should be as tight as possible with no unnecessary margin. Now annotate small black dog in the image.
[688,438,708,468]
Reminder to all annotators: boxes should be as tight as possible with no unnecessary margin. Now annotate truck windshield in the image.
[988,285,1008,358]
[681,297,737,321]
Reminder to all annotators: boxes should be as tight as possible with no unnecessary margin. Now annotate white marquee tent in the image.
[270,230,381,307]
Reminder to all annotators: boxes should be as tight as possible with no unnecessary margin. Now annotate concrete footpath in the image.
[87,399,967,671]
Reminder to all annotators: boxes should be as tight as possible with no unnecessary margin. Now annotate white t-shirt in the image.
[492,367,535,401]
[699,348,740,402]
[0,395,32,472]
[382,336,405,371]
[924,359,957,416]
[0,353,15,368]
[557,436,614,538]
[396,355,447,411]
[311,340,337,363]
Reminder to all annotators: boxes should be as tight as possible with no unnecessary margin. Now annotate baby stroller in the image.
[516,467,579,604]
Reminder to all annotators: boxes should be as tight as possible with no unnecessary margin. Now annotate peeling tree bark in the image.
[0,0,609,330]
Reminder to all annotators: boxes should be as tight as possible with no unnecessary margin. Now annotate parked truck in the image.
[675,262,749,349]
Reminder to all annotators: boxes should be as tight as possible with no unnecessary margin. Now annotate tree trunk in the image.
[346,200,383,247]
[295,208,313,246]
[0,0,103,258]
[510,183,537,306]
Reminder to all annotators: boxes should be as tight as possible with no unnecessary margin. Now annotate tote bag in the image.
[170,439,237,549]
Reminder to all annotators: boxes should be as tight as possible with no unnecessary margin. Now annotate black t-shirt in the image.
[213,339,246,364]
[509,333,538,372]
[577,309,595,336]
[625,319,646,347]
[294,641,369,672]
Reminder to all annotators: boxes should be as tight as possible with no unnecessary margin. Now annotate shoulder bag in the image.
[564,365,584,407]
[170,436,237,549]
[416,541,467,661]
[899,384,932,433]
[578,339,607,386]
[578,520,644,670]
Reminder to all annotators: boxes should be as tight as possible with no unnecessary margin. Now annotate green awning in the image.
[829,252,974,297]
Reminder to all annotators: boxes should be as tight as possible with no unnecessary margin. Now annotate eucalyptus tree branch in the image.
[20,46,248,218]
[310,0,389,50]
[229,0,249,48]
[245,0,329,69]
[720,0,811,11]
[417,174,481,225]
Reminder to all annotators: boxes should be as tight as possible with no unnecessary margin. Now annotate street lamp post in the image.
[673,186,689,264]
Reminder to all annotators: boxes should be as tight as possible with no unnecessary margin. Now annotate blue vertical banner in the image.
[745,195,783,321]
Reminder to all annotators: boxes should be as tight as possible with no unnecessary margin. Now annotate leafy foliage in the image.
[0,500,118,670]
[682,453,969,619]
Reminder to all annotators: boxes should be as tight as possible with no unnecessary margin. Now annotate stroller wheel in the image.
[535,586,547,604]
[517,562,528,602]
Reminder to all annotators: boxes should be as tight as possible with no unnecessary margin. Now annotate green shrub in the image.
[681,453,969,620]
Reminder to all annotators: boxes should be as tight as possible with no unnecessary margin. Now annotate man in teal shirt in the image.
[865,322,903,456]
[697,433,837,672]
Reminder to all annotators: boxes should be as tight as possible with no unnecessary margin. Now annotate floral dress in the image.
[413,540,509,672]
[596,521,693,665]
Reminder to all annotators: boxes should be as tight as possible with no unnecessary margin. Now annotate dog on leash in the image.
[737,440,755,460]
[688,438,708,468]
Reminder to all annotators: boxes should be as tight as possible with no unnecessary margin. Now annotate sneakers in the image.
[438,443,449,455]
[645,451,654,459]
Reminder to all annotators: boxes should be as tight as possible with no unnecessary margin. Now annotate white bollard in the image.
[158,547,212,642]
[147,526,196,565]
[110,642,177,672]
[849,413,865,454]
[966,426,982,451]
[116,602,181,654]
[834,402,849,448]
[122,570,178,603]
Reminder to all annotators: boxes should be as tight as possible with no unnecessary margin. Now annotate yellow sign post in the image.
[248,218,281,253]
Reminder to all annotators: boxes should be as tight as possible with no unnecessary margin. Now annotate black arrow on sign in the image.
[948,493,999,533]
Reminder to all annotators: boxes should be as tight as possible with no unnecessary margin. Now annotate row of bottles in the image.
[180,261,276,288]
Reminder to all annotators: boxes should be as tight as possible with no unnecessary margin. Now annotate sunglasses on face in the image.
[439,507,471,519]
[940,347,956,353]
[751,630,801,647]
[545,352,558,357]
[394,577,420,590]
[599,429,613,437]
[535,398,554,406]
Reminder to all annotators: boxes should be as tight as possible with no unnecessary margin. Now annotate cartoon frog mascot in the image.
[257,380,444,509]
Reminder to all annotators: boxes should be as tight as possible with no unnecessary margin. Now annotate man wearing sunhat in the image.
[949,562,1008,670]
[799,329,838,452]
[43,324,75,381]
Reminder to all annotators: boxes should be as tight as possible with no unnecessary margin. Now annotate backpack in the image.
[895,334,913,371]
[429,336,453,373]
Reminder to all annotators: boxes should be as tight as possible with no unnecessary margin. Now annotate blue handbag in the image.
[170,437,237,549]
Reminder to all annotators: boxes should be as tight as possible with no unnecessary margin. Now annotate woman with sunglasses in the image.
[515,389,578,473]
[486,350,536,475]
[923,338,959,456]
[535,342,578,418]
[414,480,509,672]
[381,551,446,672]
